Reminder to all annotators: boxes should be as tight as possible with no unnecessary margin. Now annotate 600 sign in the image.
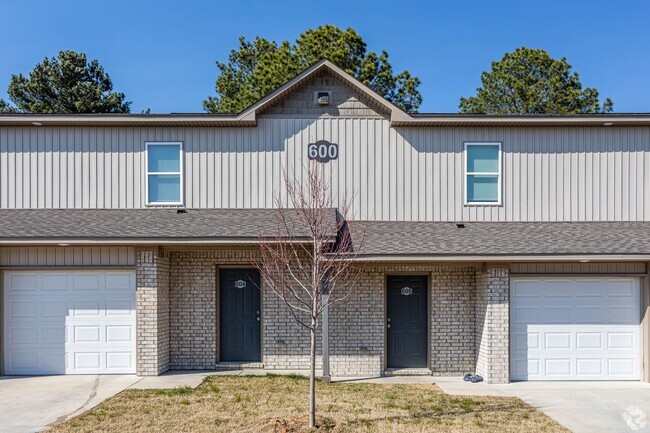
[308,140,338,163]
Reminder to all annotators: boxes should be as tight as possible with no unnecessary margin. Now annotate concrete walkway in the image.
[131,369,333,389]
[129,369,440,389]
[0,375,140,433]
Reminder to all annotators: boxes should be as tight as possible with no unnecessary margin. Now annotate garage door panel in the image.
[73,300,102,316]
[513,306,540,324]
[75,352,101,369]
[544,332,571,350]
[608,358,636,376]
[608,332,636,350]
[9,300,38,318]
[105,273,134,291]
[106,352,133,370]
[513,332,540,350]
[544,281,573,297]
[42,326,67,344]
[574,281,602,297]
[106,299,134,315]
[9,352,40,371]
[574,306,604,323]
[607,306,638,324]
[545,358,572,376]
[511,278,640,381]
[4,270,136,375]
[607,280,635,297]
[41,274,70,291]
[74,326,101,343]
[8,274,38,292]
[106,325,132,343]
[512,281,542,298]
[73,273,102,291]
[576,358,603,376]
[42,300,69,317]
[576,332,603,349]
[10,326,39,345]
[543,306,571,323]
[513,358,540,377]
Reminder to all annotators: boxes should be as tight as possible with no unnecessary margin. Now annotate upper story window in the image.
[465,142,501,205]
[146,142,183,205]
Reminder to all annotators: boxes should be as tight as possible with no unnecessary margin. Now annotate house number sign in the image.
[308,140,338,163]
[234,280,247,288]
[401,287,413,296]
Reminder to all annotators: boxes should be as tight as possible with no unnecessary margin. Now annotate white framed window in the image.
[145,142,183,205]
[464,142,502,205]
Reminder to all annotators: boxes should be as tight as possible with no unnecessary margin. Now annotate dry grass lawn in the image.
[49,374,569,433]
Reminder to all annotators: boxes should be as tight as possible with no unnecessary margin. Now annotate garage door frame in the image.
[510,275,644,381]
[0,270,3,376]
[2,268,137,375]
[641,269,650,382]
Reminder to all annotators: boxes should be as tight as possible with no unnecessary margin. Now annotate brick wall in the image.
[136,249,170,376]
[430,266,476,375]
[169,250,246,369]
[167,249,318,371]
[157,249,509,380]
[329,268,384,376]
[328,264,479,377]
[475,265,510,384]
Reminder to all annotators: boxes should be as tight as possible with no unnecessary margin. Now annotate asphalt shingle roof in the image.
[348,221,650,256]
[0,209,647,256]
[0,209,337,240]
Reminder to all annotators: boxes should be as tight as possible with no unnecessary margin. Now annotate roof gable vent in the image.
[316,91,330,105]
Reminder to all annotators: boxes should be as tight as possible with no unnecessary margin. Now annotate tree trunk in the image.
[309,325,316,429]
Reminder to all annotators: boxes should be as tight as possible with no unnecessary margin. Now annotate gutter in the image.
[327,254,650,262]
[0,237,315,246]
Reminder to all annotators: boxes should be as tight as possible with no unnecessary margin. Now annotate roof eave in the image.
[0,237,314,246]
[392,115,650,127]
[329,254,650,262]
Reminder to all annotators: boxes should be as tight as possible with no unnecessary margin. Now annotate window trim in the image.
[145,141,184,206]
[464,142,502,206]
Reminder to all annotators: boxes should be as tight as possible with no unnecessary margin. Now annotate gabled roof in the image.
[0,60,409,127]
[237,59,411,123]
[2,59,650,127]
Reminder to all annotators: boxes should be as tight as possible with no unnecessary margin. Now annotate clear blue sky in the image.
[1,0,648,113]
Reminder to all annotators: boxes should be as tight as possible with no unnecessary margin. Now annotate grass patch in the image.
[49,375,569,432]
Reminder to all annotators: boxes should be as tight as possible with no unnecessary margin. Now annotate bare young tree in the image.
[253,162,365,429]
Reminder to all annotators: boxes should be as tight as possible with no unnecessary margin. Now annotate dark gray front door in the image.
[219,269,261,362]
[387,275,428,368]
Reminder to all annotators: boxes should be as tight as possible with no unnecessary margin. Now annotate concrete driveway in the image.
[0,375,140,433]
[437,378,650,433]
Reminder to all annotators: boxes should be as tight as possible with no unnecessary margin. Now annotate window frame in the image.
[145,141,184,206]
[464,142,502,206]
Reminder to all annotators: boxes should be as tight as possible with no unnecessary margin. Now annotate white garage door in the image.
[3,270,136,375]
[511,278,641,381]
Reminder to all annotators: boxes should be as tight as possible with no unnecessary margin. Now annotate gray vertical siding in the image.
[510,262,647,274]
[0,246,135,267]
[0,122,649,221]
